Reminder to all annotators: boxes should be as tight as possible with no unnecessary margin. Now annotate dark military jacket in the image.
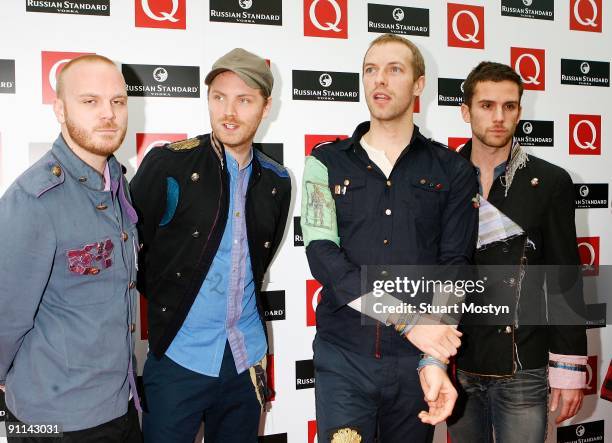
[456,140,587,376]
[130,134,291,358]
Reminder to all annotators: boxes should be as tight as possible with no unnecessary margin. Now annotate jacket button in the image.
[78,176,87,183]
[385,209,392,216]
[343,179,350,186]
[381,270,388,277]
[383,239,389,245]
[176,272,182,278]
[271,187,277,195]
[161,306,167,312]
[419,178,427,185]
[505,326,512,334]
[192,230,200,238]
[264,241,271,248]
[51,165,62,177]
[96,204,108,210]
[367,165,373,171]
[130,323,136,333]
[386,180,392,187]
[121,231,128,242]
[191,172,200,182]
[128,281,136,289]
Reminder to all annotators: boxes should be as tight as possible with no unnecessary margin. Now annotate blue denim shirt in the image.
[166,149,266,376]
[475,162,507,195]
[0,135,138,431]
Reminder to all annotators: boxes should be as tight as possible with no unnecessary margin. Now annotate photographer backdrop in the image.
[0,1,610,442]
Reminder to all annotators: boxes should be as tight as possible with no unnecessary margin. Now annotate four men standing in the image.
[0,37,590,443]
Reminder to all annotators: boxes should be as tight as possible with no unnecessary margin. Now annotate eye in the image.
[390,66,402,73]
[240,97,251,104]
[83,99,95,104]
[364,66,375,74]
[481,103,491,109]
[505,103,516,110]
[113,99,126,106]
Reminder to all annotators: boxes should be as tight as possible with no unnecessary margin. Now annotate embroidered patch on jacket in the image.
[66,239,114,275]
[167,137,200,151]
[159,177,179,227]
[330,428,362,443]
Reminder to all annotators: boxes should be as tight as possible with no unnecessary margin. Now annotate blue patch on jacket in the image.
[159,177,179,226]
[254,150,289,178]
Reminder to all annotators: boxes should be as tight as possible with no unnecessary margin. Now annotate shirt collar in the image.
[51,134,122,191]
[343,121,422,150]
[225,147,254,174]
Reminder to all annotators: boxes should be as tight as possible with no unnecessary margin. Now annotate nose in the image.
[223,99,237,117]
[99,100,115,120]
[493,105,504,122]
[374,69,387,87]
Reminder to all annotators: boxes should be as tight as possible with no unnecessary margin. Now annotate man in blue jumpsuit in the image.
[0,55,141,442]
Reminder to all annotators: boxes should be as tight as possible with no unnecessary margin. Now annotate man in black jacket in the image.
[301,34,478,442]
[130,48,291,443]
[448,62,587,443]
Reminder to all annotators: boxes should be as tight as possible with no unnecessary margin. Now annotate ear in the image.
[460,103,471,124]
[413,75,425,97]
[53,98,66,124]
[261,96,272,119]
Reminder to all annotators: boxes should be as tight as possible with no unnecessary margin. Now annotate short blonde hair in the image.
[363,33,425,79]
[55,54,117,99]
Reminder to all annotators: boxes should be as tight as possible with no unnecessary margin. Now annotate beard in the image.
[473,127,515,149]
[65,115,126,157]
[365,94,414,123]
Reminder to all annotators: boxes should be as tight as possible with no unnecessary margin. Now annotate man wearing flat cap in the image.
[131,48,291,443]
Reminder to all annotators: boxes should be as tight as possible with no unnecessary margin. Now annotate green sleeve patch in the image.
[301,156,339,247]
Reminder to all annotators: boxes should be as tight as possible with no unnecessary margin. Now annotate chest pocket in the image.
[329,176,366,221]
[404,175,449,220]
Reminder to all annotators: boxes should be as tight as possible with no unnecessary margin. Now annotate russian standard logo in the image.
[319,73,332,87]
[310,0,342,32]
[580,185,589,197]
[581,61,591,74]
[460,81,465,93]
[576,425,586,437]
[393,8,404,21]
[452,9,480,43]
[574,119,598,150]
[574,0,598,27]
[515,53,541,85]
[49,58,72,92]
[239,0,252,9]
[523,121,533,134]
[523,0,532,5]
[153,67,168,82]
[141,0,180,22]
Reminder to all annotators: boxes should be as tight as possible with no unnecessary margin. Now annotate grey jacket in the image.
[0,135,138,431]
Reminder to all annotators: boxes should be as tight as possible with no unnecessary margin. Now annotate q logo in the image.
[136,0,186,29]
[571,0,601,32]
[41,51,93,104]
[306,279,323,326]
[447,3,484,49]
[569,115,601,155]
[577,237,599,276]
[511,47,545,91]
[304,0,348,39]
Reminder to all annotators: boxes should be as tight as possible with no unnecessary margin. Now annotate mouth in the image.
[222,122,239,131]
[96,128,119,133]
[372,92,391,102]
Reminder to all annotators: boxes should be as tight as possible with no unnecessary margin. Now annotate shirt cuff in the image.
[549,353,587,389]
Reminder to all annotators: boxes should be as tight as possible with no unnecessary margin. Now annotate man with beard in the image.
[0,55,141,442]
[448,62,587,442]
[301,34,478,442]
[130,48,290,443]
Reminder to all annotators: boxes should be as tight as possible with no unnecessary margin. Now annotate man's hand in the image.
[550,388,584,424]
[406,325,462,362]
[417,365,458,425]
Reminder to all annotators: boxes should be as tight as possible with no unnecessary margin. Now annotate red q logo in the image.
[511,47,545,91]
[136,133,187,166]
[570,0,602,33]
[584,355,598,395]
[304,0,348,39]
[577,236,599,276]
[306,279,323,326]
[447,3,484,49]
[41,51,94,104]
[266,353,276,401]
[135,0,186,29]
[448,137,471,152]
[308,420,318,443]
[569,114,601,156]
